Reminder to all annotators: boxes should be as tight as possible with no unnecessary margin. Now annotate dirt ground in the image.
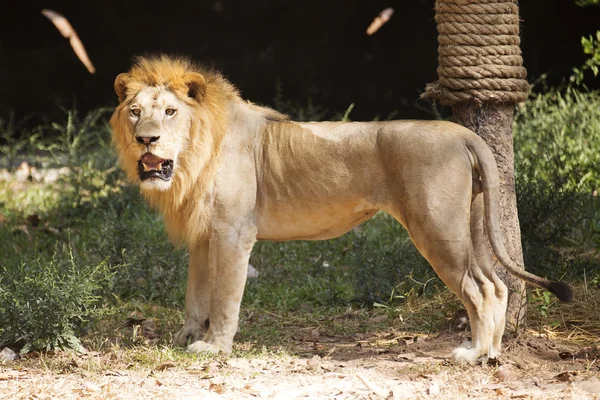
[2,329,599,400]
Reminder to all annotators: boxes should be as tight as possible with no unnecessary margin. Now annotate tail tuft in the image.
[548,281,573,303]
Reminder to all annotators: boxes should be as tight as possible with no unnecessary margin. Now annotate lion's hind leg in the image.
[396,209,497,364]
[470,195,509,359]
[448,264,498,364]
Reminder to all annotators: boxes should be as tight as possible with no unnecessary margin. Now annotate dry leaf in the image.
[241,384,259,396]
[366,8,394,36]
[209,382,225,394]
[142,319,159,339]
[0,371,27,380]
[156,361,176,371]
[356,373,392,399]
[41,9,96,74]
[310,329,320,342]
[554,371,576,383]
[494,364,513,382]
[84,382,101,393]
[371,314,388,323]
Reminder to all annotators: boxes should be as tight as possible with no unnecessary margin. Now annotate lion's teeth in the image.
[143,164,149,172]
[158,163,162,171]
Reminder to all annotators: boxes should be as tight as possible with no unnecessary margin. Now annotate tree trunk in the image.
[453,102,527,329]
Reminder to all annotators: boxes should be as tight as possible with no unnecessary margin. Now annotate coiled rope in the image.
[422,0,529,105]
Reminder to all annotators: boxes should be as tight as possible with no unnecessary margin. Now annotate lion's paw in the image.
[187,340,229,355]
[173,326,203,347]
[451,341,480,365]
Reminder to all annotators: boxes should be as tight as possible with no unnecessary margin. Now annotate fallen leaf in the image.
[313,342,325,351]
[241,384,259,396]
[366,8,394,35]
[307,355,321,370]
[0,371,27,380]
[555,371,576,383]
[371,314,388,323]
[310,329,320,342]
[41,9,96,73]
[209,382,225,394]
[142,319,159,339]
[356,373,392,399]
[156,361,176,371]
[494,364,513,382]
[84,382,101,392]
[396,353,416,361]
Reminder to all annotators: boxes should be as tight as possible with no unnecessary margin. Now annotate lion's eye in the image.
[130,108,141,117]
[165,108,177,116]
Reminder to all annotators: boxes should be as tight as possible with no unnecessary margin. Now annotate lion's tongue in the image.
[141,153,165,171]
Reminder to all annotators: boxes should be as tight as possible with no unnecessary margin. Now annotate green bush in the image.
[83,193,188,306]
[0,248,113,353]
[516,182,599,279]
[514,83,600,280]
[514,85,600,193]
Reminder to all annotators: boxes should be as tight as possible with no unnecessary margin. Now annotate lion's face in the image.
[123,86,193,191]
[111,57,236,222]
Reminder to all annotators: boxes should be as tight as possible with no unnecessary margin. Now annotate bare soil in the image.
[2,329,599,399]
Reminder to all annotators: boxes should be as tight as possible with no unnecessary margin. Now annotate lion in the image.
[110,55,572,364]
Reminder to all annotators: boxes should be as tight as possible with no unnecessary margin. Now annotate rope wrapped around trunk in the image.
[422,0,529,105]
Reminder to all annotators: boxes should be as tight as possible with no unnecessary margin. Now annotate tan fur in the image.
[110,55,570,364]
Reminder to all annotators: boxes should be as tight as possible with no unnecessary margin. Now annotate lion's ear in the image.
[182,72,206,101]
[114,73,131,103]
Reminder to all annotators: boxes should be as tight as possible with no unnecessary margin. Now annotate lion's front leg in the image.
[174,242,210,347]
[186,224,256,354]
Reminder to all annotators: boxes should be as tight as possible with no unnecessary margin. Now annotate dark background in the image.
[1,0,599,124]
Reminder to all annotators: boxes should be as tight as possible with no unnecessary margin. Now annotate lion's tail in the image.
[467,136,573,303]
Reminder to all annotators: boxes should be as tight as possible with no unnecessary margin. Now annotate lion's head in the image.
[110,55,237,201]
[110,55,240,243]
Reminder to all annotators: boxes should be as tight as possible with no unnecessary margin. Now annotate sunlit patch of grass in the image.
[0,180,63,218]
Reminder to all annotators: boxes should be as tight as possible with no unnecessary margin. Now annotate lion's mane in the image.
[109,55,239,245]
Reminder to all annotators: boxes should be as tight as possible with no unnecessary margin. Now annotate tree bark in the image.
[453,102,527,329]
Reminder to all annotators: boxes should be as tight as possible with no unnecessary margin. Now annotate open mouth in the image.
[138,153,174,181]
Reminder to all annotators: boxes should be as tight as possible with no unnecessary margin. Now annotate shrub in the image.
[514,84,600,280]
[514,85,600,193]
[83,194,188,306]
[0,248,113,353]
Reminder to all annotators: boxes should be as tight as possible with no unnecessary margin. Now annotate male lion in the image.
[110,55,572,364]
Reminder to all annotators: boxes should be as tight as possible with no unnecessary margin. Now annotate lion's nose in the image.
[135,136,160,145]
